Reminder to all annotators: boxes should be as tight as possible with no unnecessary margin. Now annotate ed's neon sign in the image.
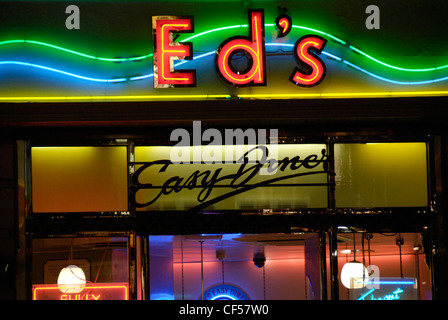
[152,9,326,88]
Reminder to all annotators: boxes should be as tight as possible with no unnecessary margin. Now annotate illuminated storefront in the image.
[0,0,448,302]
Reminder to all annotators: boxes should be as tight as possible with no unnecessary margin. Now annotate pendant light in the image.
[57,239,86,293]
[340,233,369,289]
[57,265,86,293]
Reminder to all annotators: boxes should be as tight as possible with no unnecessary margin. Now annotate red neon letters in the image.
[215,10,266,87]
[151,10,327,89]
[32,283,129,300]
[153,16,195,88]
[290,35,327,87]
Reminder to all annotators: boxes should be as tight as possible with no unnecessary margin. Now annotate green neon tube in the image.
[0,39,152,62]
[1,23,448,73]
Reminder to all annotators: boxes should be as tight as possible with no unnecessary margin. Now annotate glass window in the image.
[147,233,322,300]
[31,237,130,300]
[337,232,431,300]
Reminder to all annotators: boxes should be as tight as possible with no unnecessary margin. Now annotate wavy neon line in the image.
[1,23,447,73]
[343,60,448,85]
[0,61,127,82]
[267,43,448,84]
[2,48,448,86]
[349,45,448,72]
[0,40,152,62]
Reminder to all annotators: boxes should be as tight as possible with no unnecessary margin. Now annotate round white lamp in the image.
[340,261,369,289]
[57,265,86,293]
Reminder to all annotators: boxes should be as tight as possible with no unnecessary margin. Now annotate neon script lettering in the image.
[368,288,404,300]
[131,146,330,211]
[152,9,327,88]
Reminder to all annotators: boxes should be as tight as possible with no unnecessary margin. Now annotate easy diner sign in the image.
[131,144,330,211]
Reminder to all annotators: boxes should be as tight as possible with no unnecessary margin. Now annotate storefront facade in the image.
[1,0,448,301]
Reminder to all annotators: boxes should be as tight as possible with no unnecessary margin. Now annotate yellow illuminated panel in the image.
[334,143,428,208]
[32,146,128,213]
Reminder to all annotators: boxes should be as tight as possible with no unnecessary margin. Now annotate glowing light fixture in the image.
[57,265,86,294]
[340,233,369,289]
[340,261,369,289]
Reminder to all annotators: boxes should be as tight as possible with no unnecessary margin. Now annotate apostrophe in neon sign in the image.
[152,15,196,88]
[290,35,327,87]
[275,14,292,38]
[215,10,266,87]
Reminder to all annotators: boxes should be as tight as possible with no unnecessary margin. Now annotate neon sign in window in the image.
[32,283,129,300]
[358,288,404,300]
[201,284,250,300]
[354,278,417,301]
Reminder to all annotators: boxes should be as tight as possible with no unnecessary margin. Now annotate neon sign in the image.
[290,35,327,87]
[358,288,404,300]
[1,1,448,103]
[275,14,292,38]
[152,15,195,88]
[355,278,417,300]
[201,284,250,300]
[215,10,266,87]
[32,283,129,300]
[152,9,327,89]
